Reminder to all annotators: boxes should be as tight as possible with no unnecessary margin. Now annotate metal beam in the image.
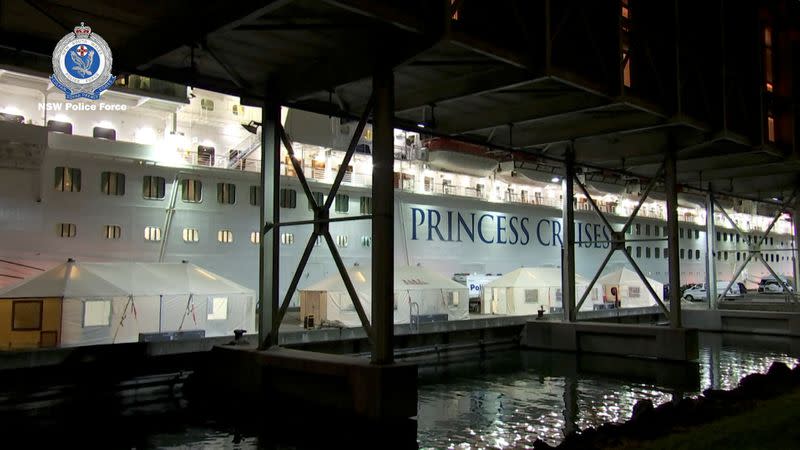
[757,253,794,296]
[576,247,614,312]
[715,202,746,239]
[561,146,576,321]
[323,95,375,210]
[258,100,281,349]
[118,0,296,70]
[665,147,681,327]
[621,248,670,316]
[274,233,318,330]
[371,59,395,364]
[794,210,800,294]
[573,176,616,232]
[717,253,755,307]
[705,191,717,309]
[323,232,374,342]
[621,163,665,233]
[279,127,322,215]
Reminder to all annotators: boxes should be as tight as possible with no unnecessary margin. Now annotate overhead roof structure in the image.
[1,0,798,206]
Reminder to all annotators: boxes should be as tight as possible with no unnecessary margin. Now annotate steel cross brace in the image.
[715,191,797,304]
[574,163,669,316]
[270,98,375,343]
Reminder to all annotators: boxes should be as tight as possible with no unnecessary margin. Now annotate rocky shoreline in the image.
[534,360,800,449]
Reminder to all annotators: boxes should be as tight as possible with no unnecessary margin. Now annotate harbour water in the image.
[11,332,799,449]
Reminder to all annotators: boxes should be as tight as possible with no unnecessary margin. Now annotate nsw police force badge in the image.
[51,22,115,100]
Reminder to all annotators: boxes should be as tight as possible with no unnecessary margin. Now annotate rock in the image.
[532,438,554,450]
[631,399,655,421]
[767,361,792,382]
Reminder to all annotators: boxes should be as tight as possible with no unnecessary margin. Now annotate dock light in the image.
[551,176,560,183]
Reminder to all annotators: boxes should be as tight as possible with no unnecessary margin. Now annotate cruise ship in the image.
[0,67,795,310]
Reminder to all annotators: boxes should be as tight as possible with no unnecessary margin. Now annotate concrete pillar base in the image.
[191,346,417,420]
[523,321,698,361]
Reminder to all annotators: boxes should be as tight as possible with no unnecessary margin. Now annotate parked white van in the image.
[682,282,743,302]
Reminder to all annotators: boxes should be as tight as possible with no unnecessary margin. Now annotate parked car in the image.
[682,282,742,302]
[758,278,794,294]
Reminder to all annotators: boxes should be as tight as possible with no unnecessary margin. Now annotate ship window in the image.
[723,233,727,242]
[12,300,42,331]
[308,191,324,210]
[653,227,659,237]
[207,297,228,321]
[181,179,202,203]
[360,196,372,215]
[687,250,692,260]
[680,248,685,259]
[47,120,72,134]
[680,228,684,239]
[655,247,660,258]
[628,286,640,298]
[635,223,641,235]
[315,236,324,247]
[182,228,199,243]
[737,252,741,261]
[280,189,297,208]
[93,126,116,141]
[83,300,111,327]
[695,229,700,239]
[101,171,125,196]
[336,235,349,248]
[646,247,651,258]
[696,249,700,259]
[57,223,76,238]
[724,251,728,261]
[663,248,668,259]
[361,236,372,247]
[626,245,632,254]
[281,233,294,245]
[217,229,233,243]
[104,225,121,240]
[217,183,236,204]
[144,226,161,242]
[770,237,774,246]
[200,98,215,111]
[645,224,650,236]
[424,176,433,192]
[55,167,81,192]
[636,246,642,258]
[143,176,166,200]
[716,231,721,241]
[250,231,260,244]
[335,194,349,213]
[250,186,261,206]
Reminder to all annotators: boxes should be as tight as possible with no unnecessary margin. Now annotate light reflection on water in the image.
[136,333,799,449]
[416,333,799,449]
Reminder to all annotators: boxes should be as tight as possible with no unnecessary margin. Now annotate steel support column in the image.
[665,148,681,327]
[258,100,281,349]
[705,191,717,309]
[371,60,394,365]
[794,210,800,294]
[562,146,576,322]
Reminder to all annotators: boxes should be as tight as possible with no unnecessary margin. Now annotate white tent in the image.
[0,260,255,348]
[597,267,664,308]
[481,267,602,315]
[299,265,469,327]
